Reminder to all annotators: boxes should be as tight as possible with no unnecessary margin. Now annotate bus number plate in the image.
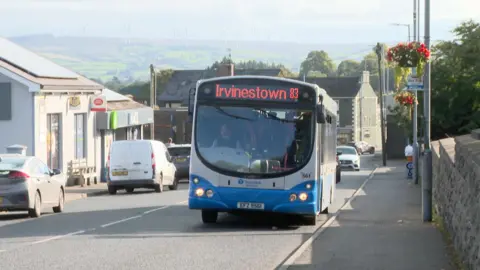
[237,202,264,210]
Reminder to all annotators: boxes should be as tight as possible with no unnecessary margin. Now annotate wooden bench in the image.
[67,159,97,187]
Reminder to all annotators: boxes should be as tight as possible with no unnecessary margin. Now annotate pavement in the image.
[285,160,454,270]
[64,183,109,202]
[0,155,453,270]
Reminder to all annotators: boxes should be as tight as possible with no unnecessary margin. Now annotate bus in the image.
[187,76,338,225]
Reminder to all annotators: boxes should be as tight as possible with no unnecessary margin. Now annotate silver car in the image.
[0,155,66,218]
[167,144,191,180]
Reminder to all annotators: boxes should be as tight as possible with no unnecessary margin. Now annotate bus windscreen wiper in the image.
[215,107,254,121]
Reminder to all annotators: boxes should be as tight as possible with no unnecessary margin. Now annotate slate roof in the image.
[0,38,102,91]
[157,68,282,104]
[299,76,361,98]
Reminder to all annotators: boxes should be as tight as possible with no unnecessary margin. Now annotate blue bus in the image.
[187,76,338,225]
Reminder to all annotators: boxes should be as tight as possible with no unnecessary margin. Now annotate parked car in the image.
[107,140,178,194]
[357,141,376,155]
[167,144,191,180]
[336,145,361,171]
[336,151,341,183]
[0,154,66,218]
[346,141,375,155]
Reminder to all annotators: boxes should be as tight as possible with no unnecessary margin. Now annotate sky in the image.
[1,0,479,44]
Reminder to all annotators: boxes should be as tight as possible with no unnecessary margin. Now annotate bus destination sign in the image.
[214,84,299,102]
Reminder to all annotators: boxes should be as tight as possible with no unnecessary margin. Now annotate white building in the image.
[0,37,103,178]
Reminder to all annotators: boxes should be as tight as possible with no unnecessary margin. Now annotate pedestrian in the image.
[166,138,174,147]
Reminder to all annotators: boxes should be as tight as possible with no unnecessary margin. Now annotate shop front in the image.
[96,106,154,182]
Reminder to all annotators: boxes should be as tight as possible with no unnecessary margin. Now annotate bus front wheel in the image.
[201,210,218,224]
[304,215,317,226]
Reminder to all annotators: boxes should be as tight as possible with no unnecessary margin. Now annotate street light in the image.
[391,23,411,42]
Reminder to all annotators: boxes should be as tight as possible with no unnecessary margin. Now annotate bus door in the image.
[317,123,324,212]
[320,122,331,211]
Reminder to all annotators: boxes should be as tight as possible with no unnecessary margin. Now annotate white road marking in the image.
[100,215,142,228]
[277,166,379,270]
[143,206,169,214]
[31,230,86,245]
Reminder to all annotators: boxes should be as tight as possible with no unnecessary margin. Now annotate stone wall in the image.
[432,129,480,270]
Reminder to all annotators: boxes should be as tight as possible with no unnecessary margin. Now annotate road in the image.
[0,154,378,270]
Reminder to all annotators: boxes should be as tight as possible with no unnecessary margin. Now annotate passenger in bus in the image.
[211,123,242,149]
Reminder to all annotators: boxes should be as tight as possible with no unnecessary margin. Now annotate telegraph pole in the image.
[412,0,420,185]
[149,64,156,140]
[422,0,432,222]
[375,43,387,166]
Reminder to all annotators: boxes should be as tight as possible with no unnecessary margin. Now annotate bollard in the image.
[406,155,413,179]
[404,144,414,180]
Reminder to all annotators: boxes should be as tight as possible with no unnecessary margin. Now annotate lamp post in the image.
[391,23,411,42]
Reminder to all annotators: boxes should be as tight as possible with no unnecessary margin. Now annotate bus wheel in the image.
[201,210,218,224]
[304,215,316,226]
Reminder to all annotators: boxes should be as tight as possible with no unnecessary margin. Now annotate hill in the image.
[8,34,375,82]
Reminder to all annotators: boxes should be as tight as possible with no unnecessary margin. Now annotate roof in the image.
[107,100,149,111]
[0,37,103,91]
[299,77,361,98]
[103,88,130,102]
[157,68,282,104]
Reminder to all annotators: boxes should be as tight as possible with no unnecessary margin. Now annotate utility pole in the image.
[149,64,156,140]
[375,43,387,166]
[412,0,420,185]
[422,0,432,222]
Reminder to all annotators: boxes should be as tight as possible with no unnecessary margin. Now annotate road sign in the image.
[406,75,424,91]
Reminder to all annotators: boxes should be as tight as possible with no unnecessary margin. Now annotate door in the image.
[128,142,153,181]
[29,159,55,204]
[109,142,133,181]
[47,114,62,170]
[38,160,60,203]
[163,149,175,184]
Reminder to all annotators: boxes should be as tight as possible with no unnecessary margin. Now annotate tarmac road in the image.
[0,154,378,270]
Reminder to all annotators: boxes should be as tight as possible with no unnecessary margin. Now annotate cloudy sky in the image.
[1,0,479,43]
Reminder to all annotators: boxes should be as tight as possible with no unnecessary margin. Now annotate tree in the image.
[299,50,336,77]
[337,60,361,77]
[427,20,480,139]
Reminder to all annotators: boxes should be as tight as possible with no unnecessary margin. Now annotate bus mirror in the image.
[188,87,195,116]
[316,104,326,124]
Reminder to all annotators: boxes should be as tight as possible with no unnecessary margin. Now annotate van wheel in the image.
[168,177,179,190]
[321,207,329,214]
[304,215,317,225]
[126,188,134,193]
[52,189,64,213]
[201,210,218,224]
[28,191,42,218]
[155,174,164,193]
[108,186,117,195]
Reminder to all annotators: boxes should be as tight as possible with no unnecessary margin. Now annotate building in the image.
[0,37,103,174]
[0,38,153,185]
[95,89,154,182]
[303,71,381,147]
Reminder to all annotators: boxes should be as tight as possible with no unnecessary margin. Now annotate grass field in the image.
[10,35,372,82]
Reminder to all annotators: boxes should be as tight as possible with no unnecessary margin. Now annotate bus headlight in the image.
[289,194,297,202]
[195,188,204,197]
[206,189,214,198]
[305,183,312,189]
[299,192,308,201]
[193,178,199,184]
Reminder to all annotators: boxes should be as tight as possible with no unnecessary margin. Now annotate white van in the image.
[107,140,177,194]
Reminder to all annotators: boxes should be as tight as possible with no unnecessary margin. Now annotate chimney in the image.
[360,71,370,84]
[216,64,234,77]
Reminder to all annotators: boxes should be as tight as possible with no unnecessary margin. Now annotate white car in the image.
[336,146,361,171]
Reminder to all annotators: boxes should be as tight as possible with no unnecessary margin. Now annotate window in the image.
[333,100,340,126]
[74,113,86,159]
[0,83,12,120]
[47,114,62,169]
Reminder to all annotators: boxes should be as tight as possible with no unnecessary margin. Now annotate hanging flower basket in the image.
[387,42,430,89]
[394,90,417,106]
